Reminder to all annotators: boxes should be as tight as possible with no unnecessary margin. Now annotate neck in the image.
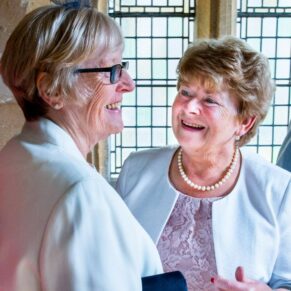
[181,147,235,179]
[172,145,240,195]
[46,109,96,158]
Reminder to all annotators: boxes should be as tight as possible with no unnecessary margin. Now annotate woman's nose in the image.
[187,98,201,114]
[117,70,135,92]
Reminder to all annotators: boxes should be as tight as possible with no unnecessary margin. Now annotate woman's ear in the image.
[237,115,256,137]
[36,72,63,110]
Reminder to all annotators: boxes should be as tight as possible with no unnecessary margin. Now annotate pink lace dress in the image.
[157,193,219,291]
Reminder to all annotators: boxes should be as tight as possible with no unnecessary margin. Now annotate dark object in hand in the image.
[142,271,188,291]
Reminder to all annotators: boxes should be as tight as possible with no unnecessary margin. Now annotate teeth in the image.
[183,121,204,128]
[106,102,121,110]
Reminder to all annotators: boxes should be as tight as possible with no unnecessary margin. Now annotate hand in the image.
[211,266,273,291]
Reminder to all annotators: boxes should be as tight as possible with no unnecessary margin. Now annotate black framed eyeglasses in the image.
[74,61,129,84]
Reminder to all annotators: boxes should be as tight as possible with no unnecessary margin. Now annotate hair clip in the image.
[51,0,92,9]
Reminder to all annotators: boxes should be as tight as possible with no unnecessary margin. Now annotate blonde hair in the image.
[1,5,123,120]
[177,36,275,146]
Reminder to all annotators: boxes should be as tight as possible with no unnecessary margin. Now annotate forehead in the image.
[179,75,222,93]
[182,70,224,88]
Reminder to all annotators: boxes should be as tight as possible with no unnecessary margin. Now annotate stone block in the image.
[0,102,25,150]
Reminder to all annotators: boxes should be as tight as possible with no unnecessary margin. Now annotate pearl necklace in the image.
[177,147,239,191]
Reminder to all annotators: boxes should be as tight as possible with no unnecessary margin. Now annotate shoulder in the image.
[29,134,96,184]
[242,148,290,179]
[120,145,177,182]
[117,146,177,198]
[241,148,291,196]
[125,145,178,167]
[47,153,95,184]
[0,133,100,208]
[48,176,120,221]
[277,125,291,171]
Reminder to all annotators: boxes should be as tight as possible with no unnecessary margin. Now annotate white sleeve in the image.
[39,177,162,291]
[269,179,291,289]
[116,153,132,200]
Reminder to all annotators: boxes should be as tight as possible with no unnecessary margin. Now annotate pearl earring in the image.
[53,103,62,110]
[235,135,240,142]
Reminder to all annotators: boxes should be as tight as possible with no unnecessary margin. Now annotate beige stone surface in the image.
[0,1,26,149]
[0,0,49,150]
[26,0,50,12]
[0,0,27,54]
[0,103,25,150]
[195,0,236,39]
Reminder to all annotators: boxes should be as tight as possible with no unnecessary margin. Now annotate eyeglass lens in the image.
[111,65,121,84]
[111,62,128,84]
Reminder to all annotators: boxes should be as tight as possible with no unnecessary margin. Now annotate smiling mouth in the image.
[182,120,205,130]
[105,102,121,110]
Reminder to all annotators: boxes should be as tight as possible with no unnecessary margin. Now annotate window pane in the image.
[153,39,167,58]
[262,18,277,36]
[153,60,167,79]
[137,107,151,126]
[237,0,291,163]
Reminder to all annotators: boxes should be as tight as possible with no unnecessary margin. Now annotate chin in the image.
[110,124,124,135]
[178,137,202,150]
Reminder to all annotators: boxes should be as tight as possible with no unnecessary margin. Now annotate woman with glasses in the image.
[0,1,163,290]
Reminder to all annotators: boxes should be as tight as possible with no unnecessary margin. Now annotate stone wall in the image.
[0,0,50,150]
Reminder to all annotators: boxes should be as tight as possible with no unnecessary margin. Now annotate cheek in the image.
[209,106,234,121]
[79,75,104,100]
[212,107,227,119]
[85,87,106,125]
[209,108,240,133]
[172,97,182,118]
[89,79,104,99]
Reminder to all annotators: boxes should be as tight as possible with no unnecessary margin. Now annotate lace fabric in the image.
[157,194,218,291]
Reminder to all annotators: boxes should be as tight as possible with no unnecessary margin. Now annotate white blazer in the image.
[116,146,291,290]
[277,121,291,171]
[0,118,163,291]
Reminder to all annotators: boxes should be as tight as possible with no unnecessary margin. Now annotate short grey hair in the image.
[1,5,123,120]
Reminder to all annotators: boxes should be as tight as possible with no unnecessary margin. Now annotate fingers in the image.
[211,275,246,291]
[211,266,248,290]
[235,266,245,282]
[211,268,271,291]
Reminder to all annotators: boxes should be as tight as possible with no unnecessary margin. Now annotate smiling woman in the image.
[116,36,291,291]
[72,50,134,145]
[0,1,162,290]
